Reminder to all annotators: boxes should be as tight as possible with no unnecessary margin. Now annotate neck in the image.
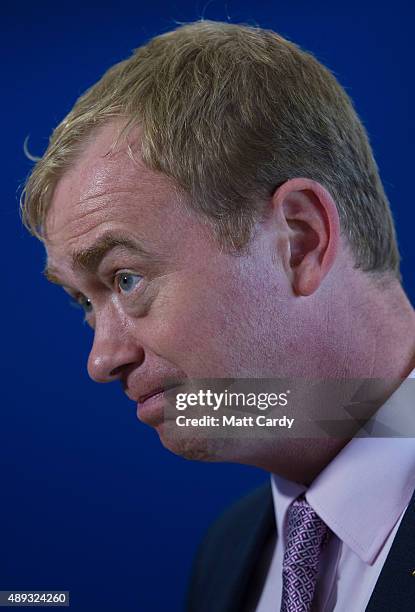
[352,276,415,380]
[251,275,415,485]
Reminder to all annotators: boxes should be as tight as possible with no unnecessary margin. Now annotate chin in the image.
[156,422,227,462]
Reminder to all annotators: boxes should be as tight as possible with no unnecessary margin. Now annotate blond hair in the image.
[20,20,400,276]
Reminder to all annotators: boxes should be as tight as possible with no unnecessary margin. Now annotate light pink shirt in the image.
[256,369,415,611]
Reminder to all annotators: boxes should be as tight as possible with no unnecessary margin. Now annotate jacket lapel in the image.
[204,483,275,612]
[366,489,415,611]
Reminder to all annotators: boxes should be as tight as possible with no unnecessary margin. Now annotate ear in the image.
[272,178,341,296]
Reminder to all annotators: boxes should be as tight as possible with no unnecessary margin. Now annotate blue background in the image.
[2,1,414,611]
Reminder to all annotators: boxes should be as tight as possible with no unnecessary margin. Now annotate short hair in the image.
[20,20,400,277]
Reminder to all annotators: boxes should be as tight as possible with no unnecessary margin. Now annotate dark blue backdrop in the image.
[2,2,414,611]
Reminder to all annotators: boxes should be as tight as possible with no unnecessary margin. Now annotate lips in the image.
[138,383,181,405]
[135,383,183,427]
[138,388,166,404]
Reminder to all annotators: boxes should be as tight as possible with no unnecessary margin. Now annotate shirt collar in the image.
[272,369,415,564]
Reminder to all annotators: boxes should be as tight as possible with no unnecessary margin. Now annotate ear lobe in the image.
[274,180,340,296]
[292,250,325,296]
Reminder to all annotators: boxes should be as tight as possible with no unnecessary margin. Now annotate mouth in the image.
[137,384,181,427]
[138,382,181,404]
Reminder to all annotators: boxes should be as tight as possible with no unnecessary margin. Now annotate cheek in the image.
[153,289,233,373]
[141,272,269,376]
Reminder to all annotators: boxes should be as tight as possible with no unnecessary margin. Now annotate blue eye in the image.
[70,295,93,317]
[117,273,142,293]
[79,296,93,314]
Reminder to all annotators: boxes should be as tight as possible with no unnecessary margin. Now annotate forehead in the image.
[44,123,205,277]
[46,122,182,236]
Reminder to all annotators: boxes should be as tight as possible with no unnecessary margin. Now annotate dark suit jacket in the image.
[186,483,415,612]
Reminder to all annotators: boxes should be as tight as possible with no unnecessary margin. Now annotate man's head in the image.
[21,21,413,479]
[22,20,399,274]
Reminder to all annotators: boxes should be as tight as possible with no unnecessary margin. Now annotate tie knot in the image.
[284,495,331,568]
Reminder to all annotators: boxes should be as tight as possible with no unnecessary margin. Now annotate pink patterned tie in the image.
[281,495,331,612]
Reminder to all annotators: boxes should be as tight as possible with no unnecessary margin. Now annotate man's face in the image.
[44,123,316,461]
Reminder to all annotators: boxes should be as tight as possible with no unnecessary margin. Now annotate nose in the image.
[87,309,145,383]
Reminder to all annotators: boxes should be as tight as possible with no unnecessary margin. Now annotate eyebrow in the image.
[43,268,69,287]
[44,231,156,284]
